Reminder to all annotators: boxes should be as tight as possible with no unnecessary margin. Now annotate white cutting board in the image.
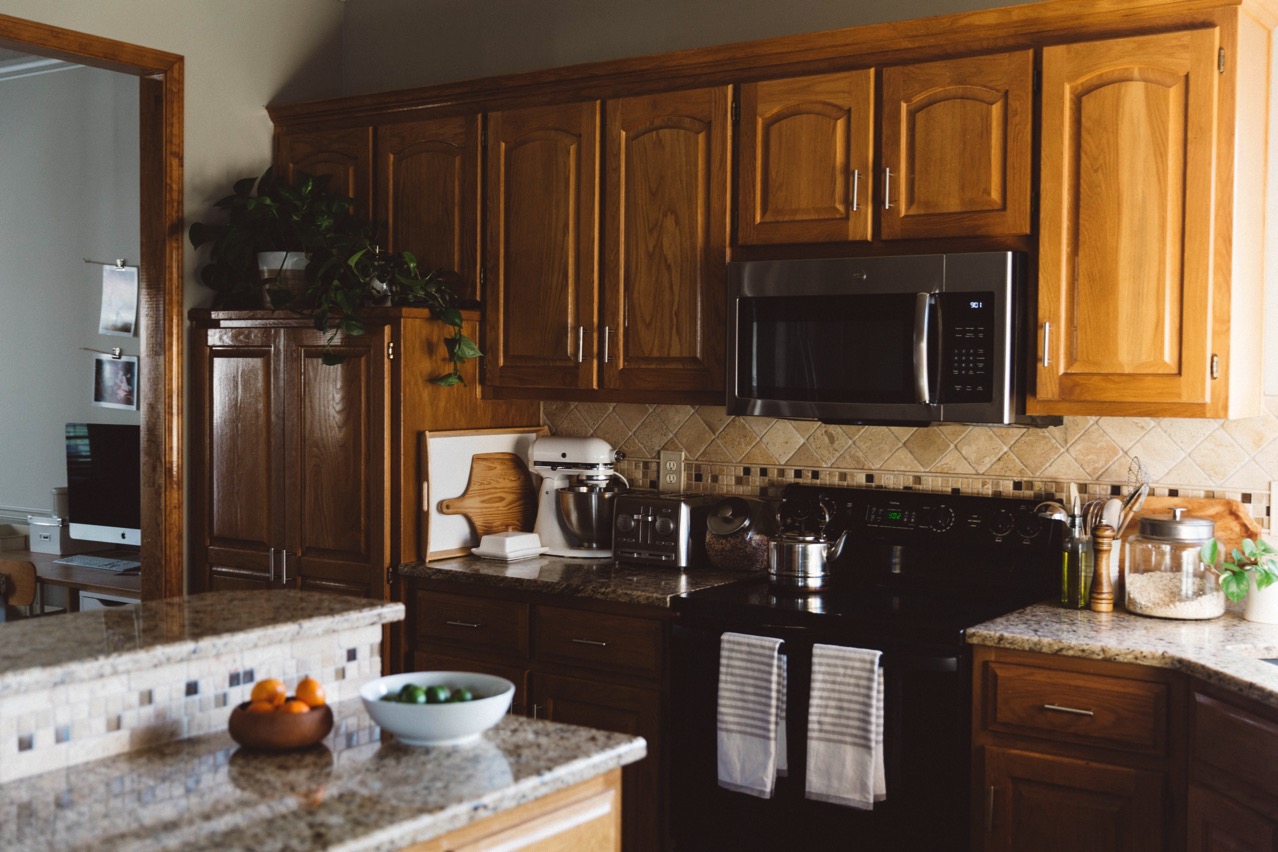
[420,426,546,560]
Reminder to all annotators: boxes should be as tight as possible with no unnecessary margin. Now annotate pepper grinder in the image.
[1089,524,1116,613]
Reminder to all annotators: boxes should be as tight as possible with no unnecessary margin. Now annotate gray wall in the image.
[0,65,139,519]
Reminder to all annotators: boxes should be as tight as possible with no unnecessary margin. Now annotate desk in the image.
[9,549,142,611]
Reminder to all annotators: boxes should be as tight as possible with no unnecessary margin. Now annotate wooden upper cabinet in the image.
[738,70,874,244]
[485,101,601,392]
[603,86,731,393]
[275,125,374,217]
[378,116,481,302]
[1032,29,1224,415]
[881,50,1033,240]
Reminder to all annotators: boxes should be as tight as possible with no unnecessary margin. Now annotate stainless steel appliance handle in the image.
[914,292,931,404]
[1041,321,1051,367]
[851,169,861,212]
[883,166,893,210]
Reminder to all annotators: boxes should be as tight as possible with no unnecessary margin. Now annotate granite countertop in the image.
[969,603,1278,706]
[400,555,756,607]
[0,590,404,699]
[0,697,645,852]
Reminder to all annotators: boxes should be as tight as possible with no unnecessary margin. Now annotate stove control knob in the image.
[989,509,1015,537]
[929,506,955,533]
[1015,511,1042,539]
[654,516,676,537]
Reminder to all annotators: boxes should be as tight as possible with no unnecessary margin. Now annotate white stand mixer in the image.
[529,436,627,557]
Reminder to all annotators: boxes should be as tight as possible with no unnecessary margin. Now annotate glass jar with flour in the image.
[1124,508,1225,619]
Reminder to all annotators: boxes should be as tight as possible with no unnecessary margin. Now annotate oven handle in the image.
[752,626,960,673]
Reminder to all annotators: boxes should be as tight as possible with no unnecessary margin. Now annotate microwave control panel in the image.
[939,292,995,403]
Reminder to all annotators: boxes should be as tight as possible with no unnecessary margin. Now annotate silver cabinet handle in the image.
[280,550,288,584]
[445,620,482,629]
[1043,703,1094,717]
[851,169,861,212]
[986,786,997,833]
[575,325,585,363]
[602,326,611,364]
[913,292,931,404]
[571,638,609,647]
[1041,321,1052,367]
[268,547,276,583]
[883,166,893,210]
[532,704,542,719]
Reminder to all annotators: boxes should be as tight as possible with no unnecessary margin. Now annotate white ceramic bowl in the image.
[360,671,515,747]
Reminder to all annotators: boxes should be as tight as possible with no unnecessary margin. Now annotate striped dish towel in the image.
[805,644,885,809]
[717,632,786,798]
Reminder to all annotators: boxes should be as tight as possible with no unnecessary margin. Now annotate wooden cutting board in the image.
[1117,496,1262,557]
[437,452,536,538]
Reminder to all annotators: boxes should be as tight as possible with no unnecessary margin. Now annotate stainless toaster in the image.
[612,491,719,568]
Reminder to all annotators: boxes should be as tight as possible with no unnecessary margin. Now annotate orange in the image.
[295,676,326,708]
[250,677,287,707]
[280,698,311,714]
[245,699,277,714]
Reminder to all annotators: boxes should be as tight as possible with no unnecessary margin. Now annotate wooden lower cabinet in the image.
[1189,684,1278,850]
[971,647,1184,851]
[402,768,621,851]
[405,581,669,852]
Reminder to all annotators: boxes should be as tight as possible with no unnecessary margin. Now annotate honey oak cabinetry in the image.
[1188,682,1278,850]
[484,87,730,402]
[1031,22,1267,418]
[971,647,1185,852]
[189,310,539,601]
[275,124,375,215]
[406,580,669,851]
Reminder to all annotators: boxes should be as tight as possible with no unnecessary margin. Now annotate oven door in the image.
[669,619,970,851]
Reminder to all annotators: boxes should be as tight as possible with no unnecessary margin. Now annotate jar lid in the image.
[707,497,752,536]
[1136,507,1215,541]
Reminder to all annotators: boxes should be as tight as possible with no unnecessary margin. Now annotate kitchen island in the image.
[0,590,645,850]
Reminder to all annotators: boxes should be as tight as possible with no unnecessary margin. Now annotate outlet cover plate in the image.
[659,450,684,493]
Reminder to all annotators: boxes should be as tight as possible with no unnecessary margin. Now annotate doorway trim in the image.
[0,14,184,600]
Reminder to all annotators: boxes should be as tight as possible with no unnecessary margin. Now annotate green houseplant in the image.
[1201,537,1278,602]
[190,168,480,385]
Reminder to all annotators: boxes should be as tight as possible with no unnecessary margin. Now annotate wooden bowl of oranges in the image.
[228,676,333,751]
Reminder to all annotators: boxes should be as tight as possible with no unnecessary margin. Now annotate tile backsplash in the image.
[543,397,1278,530]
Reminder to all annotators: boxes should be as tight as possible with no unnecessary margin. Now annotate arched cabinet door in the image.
[739,69,874,245]
[880,50,1032,240]
[1032,28,1223,416]
[275,125,374,216]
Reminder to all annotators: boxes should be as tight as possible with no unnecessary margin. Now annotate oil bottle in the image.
[1060,499,1091,608]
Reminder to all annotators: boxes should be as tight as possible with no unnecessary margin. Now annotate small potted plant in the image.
[1201,537,1278,623]
[188,167,369,309]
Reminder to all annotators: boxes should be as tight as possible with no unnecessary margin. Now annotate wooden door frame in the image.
[0,15,184,600]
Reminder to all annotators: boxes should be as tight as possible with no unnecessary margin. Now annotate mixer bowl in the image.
[557,485,621,549]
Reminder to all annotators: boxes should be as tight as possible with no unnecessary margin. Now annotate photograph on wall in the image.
[92,354,138,410]
[98,264,138,336]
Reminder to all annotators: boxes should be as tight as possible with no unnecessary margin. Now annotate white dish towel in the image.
[717,632,786,798]
[805,643,885,809]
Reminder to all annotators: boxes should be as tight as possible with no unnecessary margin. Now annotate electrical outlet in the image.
[659,450,684,493]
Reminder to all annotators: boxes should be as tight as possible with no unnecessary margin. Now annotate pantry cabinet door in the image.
[1034,29,1219,413]
[276,125,374,217]
[378,115,481,302]
[739,69,874,244]
[485,101,601,391]
[603,85,730,395]
[881,50,1032,240]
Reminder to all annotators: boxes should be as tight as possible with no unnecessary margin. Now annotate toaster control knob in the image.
[655,516,676,537]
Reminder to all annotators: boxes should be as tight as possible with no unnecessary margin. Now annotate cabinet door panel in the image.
[486,102,600,391]
[286,327,388,597]
[982,746,1166,852]
[276,125,374,216]
[198,328,284,588]
[1188,783,1278,852]
[1035,29,1218,410]
[603,86,729,392]
[378,116,480,301]
[881,50,1032,239]
[739,70,874,244]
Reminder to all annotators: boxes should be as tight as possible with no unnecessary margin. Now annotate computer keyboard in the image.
[54,554,142,572]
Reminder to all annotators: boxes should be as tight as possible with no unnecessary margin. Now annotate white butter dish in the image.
[476,531,541,555]
[471,545,549,562]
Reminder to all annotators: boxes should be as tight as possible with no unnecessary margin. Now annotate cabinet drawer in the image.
[983,661,1169,756]
[535,605,663,679]
[414,590,530,658]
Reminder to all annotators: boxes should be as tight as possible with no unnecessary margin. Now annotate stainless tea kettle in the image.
[767,530,848,591]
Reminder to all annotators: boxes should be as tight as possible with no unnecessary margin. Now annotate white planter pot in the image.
[1243,574,1278,624]
[257,251,308,308]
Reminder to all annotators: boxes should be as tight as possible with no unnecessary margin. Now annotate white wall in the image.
[0,66,139,515]
[338,0,1006,95]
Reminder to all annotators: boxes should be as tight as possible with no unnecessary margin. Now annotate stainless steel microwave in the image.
[726,252,1059,427]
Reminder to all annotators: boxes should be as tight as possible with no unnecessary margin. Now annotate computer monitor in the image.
[65,423,141,547]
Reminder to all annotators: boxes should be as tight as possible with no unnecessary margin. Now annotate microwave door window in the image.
[742,295,919,404]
